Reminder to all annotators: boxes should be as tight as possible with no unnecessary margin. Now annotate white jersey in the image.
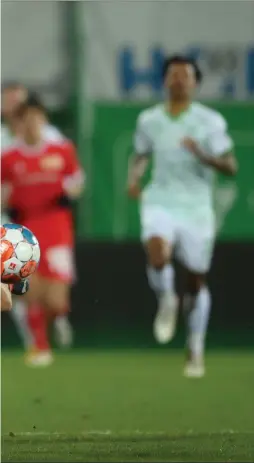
[44,124,65,143]
[1,123,64,151]
[1,125,14,151]
[134,102,233,222]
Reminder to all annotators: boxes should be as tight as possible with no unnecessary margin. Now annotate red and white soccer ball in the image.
[1,224,40,283]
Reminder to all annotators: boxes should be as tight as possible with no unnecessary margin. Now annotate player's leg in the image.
[1,214,34,352]
[22,273,53,366]
[43,244,74,347]
[11,297,33,349]
[182,271,212,379]
[44,279,71,318]
[43,280,72,349]
[177,221,215,377]
[141,205,179,343]
[183,272,210,377]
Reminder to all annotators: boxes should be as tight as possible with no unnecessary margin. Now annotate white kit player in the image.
[1,83,73,355]
[127,55,237,378]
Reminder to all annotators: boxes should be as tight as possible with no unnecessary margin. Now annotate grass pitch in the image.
[2,349,254,461]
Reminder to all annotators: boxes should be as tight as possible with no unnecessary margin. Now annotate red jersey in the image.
[1,139,83,282]
[1,139,83,221]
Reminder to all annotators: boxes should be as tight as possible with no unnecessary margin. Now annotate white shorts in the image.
[140,205,215,273]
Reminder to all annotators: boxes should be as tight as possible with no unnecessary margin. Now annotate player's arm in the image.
[1,283,12,311]
[127,114,152,198]
[63,171,84,199]
[183,139,237,176]
[127,154,150,198]
[182,117,238,176]
[205,152,237,176]
[1,279,29,311]
[61,141,85,200]
[10,279,30,296]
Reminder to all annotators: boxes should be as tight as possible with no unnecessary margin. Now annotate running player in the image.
[1,84,73,354]
[1,96,84,366]
[127,55,237,378]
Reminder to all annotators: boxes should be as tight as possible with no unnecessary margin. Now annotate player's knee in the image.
[146,236,170,269]
[45,283,70,314]
[186,272,206,295]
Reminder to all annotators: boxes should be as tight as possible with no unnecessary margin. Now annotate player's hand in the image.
[1,283,12,311]
[182,137,203,157]
[10,279,30,296]
[127,182,141,199]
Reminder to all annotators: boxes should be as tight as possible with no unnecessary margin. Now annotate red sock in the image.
[27,304,50,351]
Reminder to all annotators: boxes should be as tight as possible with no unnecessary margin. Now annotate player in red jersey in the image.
[1,96,84,366]
[2,85,73,353]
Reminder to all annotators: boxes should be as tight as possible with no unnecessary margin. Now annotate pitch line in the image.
[3,429,254,438]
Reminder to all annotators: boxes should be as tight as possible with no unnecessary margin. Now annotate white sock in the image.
[184,286,211,358]
[54,314,68,328]
[147,264,175,296]
[11,299,34,349]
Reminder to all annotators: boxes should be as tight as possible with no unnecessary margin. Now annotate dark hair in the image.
[162,54,203,83]
[15,94,46,118]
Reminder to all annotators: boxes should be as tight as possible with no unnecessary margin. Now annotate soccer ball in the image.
[1,223,40,283]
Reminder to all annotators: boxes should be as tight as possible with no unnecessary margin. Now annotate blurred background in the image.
[2,0,254,348]
[1,2,254,460]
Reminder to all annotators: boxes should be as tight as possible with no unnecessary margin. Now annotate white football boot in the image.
[153,291,179,344]
[54,316,73,348]
[183,349,205,378]
[25,349,54,367]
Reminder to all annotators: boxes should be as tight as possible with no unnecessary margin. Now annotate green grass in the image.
[2,349,254,461]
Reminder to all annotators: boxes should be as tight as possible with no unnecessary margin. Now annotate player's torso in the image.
[143,104,215,216]
[6,142,67,217]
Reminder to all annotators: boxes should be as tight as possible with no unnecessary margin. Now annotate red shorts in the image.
[23,209,75,283]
